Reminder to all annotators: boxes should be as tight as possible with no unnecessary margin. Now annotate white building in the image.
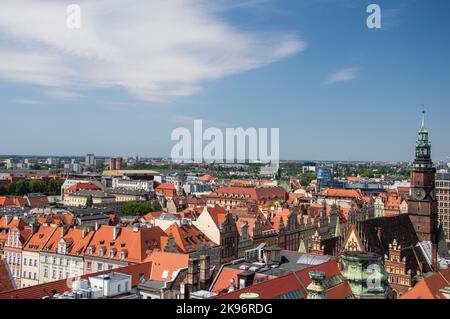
[112,177,153,192]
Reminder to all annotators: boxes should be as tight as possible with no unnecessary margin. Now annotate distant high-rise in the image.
[436,171,450,243]
[85,153,95,167]
[109,157,123,170]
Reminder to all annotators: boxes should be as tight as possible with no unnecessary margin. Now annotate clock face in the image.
[413,188,426,201]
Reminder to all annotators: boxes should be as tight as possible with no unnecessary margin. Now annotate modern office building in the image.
[436,170,450,243]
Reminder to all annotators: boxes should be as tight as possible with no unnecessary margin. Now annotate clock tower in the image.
[408,111,439,247]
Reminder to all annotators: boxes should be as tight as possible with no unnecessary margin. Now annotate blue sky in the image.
[0,0,449,162]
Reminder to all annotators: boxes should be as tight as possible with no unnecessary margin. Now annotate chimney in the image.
[5,215,11,226]
[187,258,200,292]
[113,225,120,240]
[432,242,438,272]
[376,227,383,242]
[95,222,99,231]
[199,255,210,290]
[237,271,255,289]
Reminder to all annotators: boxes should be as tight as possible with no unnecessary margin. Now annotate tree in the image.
[86,195,94,207]
[122,200,161,216]
[29,180,44,194]
[15,180,29,196]
[46,179,63,196]
[0,185,7,195]
[7,183,16,195]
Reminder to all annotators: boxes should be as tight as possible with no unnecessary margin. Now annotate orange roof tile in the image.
[215,260,352,299]
[0,196,27,207]
[23,226,57,252]
[147,251,189,282]
[0,260,15,292]
[85,225,168,263]
[164,223,214,253]
[401,269,450,299]
[321,188,363,200]
[0,262,153,299]
[200,174,216,182]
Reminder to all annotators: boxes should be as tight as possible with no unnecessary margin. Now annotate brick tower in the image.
[408,111,439,269]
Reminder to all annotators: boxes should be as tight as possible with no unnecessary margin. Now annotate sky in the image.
[0,0,449,162]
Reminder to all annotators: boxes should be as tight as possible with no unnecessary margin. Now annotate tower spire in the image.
[420,105,427,133]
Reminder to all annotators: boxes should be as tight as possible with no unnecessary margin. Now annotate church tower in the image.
[408,111,439,246]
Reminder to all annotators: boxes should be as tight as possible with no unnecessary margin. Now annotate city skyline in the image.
[1,0,450,161]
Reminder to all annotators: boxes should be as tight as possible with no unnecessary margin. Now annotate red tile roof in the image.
[209,186,287,202]
[200,174,216,182]
[211,268,272,294]
[43,227,95,256]
[0,260,15,292]
[0,216,26,229]
[147,251,189,282]
[0,262,153,299]
[142,211,164,221]
[321,189,363,200]
[26,195,49,207]
[0,196,27,207]
[66,182,102,193]
[85,225,168,263]
[401,268,450,299]
[215,260,353,299]
[204,206,228,226]
[163,222,214,253]
[23,225,57,252]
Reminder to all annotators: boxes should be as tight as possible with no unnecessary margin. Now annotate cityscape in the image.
[0,0,450,310]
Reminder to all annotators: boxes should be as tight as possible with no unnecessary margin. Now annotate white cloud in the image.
[12,99,43,105]
[324,67,359,85]
[45,89,80,100]
[0,0,305,103]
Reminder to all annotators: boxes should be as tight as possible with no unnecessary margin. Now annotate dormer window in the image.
[120,251,127,261]
[109,250,115,259]
[98,248,104,256]
[87,246,93,255]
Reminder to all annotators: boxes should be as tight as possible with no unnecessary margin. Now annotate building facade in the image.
[436,171,450,243]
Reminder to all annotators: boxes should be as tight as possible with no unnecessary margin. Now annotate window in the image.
[44,268,48,278]
[23,271,27,278]
[98,263,103,271]
[87,262,92,270]
[118,284,122,293]
[52,269,56,279]
[34,260,37,267]
[24,258,27,265]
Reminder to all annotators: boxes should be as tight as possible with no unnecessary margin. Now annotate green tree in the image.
[122,200,161,216]
[0,185,7,195]
[46,179,63,196]
[15,180,29,196]
[29,180,44,194]
[7,182,16,195]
